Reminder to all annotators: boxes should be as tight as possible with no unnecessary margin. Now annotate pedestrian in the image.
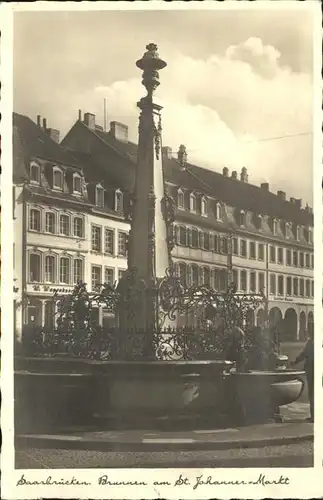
[291,327,314,422]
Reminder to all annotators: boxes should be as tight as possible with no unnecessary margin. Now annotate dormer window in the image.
[73,173,82,194]
[96,184,105,208]
[215,202,224,221]
[281,220,288,238]
[254,214,262,230]
[308,227,313,244]
[296,225,301,241]
[115,189,123,212]
[30,162,40,184]
[272,218,278,235]
[201,196,208,217]
[190,193,197,213]
[239,210,246,226]
[53,167,64,190]
[177,189,184,210]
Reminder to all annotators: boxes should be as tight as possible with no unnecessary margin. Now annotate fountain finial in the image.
[136,43,167,97]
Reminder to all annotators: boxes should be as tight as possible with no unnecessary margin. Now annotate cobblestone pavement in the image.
[15,441,313,469]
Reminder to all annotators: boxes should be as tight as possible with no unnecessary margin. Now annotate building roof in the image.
[13,112,85,170]
[80,122,313,226]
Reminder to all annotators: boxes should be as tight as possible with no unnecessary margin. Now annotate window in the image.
[177,226,186,246]
[299,252,304,267]
[240,270,247,291]
[308,228,313,244]
[306,279,310,297]
[201,197,208,216]
[254,214,262,230]
[219,270,227,291]
[277,247,283,264]
[177,189,184,209]
[104,267,114,285]
[29,253,41,282]
[73,174,82,194]
[281,220,287,237]
[258,243,264,261]
[73,217,83,238]
[311,254,314,269]
[300,278,304,297]
[215,202,223,221]
[270,246,276,263]
[278,275,284,295]
[191,228,199,248]
[212,269,219,290]
[29,209,41,231]
[258,272,265,293]
[53,168,64,190]
[118,269,126,282]
[59,214,70,236]
[115,190,123,212]
[190,193,196,212]
[59,257,70,284]
[221,237,228,254]
[45,212,55,233]
[270,274,276,295]
[178,263,187,286]
[296,226,300,241]
[91,265,102,291]
[203,232,210,251]
[30,162,40,184]
[118,231,127,256]
[305,253,310,268]
[286,277,292,296]
[104,228,114,255]
[44,255,55,282]
[202,267,210,286]
[199,231,205,249]
[73,259,83,284]
[239,210,246,226]
[311,280,314,297]
[249,242,256,259]
[293,251,298,267]
[272,219,278,235]
[96,185,105,208]
[232,269,238,288]
[191,265,199,285]
[213,234,220,253]
[293,277,298,296]
[286,249,291,266]
[91,225,102,252]
[240,239,247,257]
[232,238,238,255]
[250,272,256,292]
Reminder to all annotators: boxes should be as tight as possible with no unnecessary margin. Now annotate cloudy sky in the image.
[13,7,315,204]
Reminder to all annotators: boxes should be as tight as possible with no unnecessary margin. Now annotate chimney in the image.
[305,203,312,214]
[37,115,41,127]
[46,128,60,143]
[231,171,238,180]
[162,146,172,159]
[84,112,96,130]
[223,167,229,177]
[110,121,128,142]
[261,182,269,191]
[277,190,286,201]
[42,118,47,130]
[240,166,248,183]
[177,144,187,171]
[295,198,302,209]
[78,109,82,121]
[290,197,296,204]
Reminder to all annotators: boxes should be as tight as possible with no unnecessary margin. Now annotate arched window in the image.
[30,162,40,184]
[59,214,70,236]
[203,232,210,251]
[44,255,55,283]
[29,209,41,231]
[53,167,64,190]
[239,210,246,226]
[73,217,84,238]
[215,202,223,221]
[73,259,83,284]
[190,193,197,212]
[191,228,199,248]
[96,185,105,208]
[73,174,82,194]
[179,226,187,246]
[191,264,199,285]
[272,218,278,235]
[115,190,123,212]
[29,253,41,282]
[177,189,184,210]
[59,257,70,284]
[202,267,210,286]
[201,196,208,216]
[45,212,55,233]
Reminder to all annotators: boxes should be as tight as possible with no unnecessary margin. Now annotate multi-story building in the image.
[61,110,314,342]
[13,112,129,340]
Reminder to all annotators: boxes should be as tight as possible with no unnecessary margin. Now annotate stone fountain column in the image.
[123,44,174,336]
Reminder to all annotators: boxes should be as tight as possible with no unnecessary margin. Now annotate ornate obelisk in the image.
[124,44,173,335]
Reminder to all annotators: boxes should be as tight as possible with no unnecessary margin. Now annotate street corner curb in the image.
[15,432,314,452]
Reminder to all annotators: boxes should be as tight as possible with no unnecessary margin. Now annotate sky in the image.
[13,7,315,204]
